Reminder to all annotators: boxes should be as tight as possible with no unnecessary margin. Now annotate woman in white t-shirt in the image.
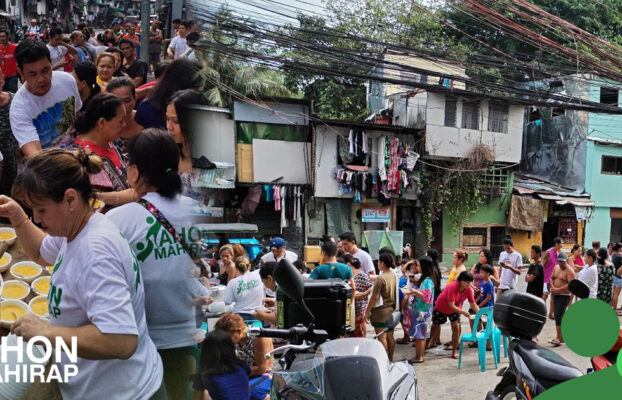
[0,148,164,400]
[106,129,212,400]
[224,256,265,321]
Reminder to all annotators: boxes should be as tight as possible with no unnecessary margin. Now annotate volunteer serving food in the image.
[107,129,211,399]
[0,148,165,400]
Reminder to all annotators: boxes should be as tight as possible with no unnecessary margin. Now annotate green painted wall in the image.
[440,194,512,266]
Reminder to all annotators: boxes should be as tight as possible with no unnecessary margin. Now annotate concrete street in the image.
[385,273,616,399]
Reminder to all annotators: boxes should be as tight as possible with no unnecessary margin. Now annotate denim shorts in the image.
[614,275,622,288]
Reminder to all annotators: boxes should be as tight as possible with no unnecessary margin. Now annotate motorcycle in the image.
[485,289,583,400]
[249,259,418,400]
[486,278,622,400]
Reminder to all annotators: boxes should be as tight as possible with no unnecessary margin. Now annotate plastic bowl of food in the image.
[0,252,11,273]
[43,265,54,275]
[1,280,30,301]
[29,295,49,318]
[31,276,50,297]
[0,227,17,246]
[10,261,43,284]
[89,198,105,211]
[0,299,29,329]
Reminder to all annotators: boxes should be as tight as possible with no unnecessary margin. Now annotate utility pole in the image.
[140,0,149,62]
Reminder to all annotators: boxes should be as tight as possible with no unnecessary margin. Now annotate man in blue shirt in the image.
[476,264,495,308]
[310,241,354,290]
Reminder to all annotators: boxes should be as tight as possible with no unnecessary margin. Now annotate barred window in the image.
[488,103,509,133]
[444,97,457,127]
[462,100,480,130]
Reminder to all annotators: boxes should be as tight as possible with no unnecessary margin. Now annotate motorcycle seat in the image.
[516,339,582,384]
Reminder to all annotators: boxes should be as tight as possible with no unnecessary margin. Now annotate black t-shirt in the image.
[123,59,148,84]
[526,262,544,297]
[612,253,622,277]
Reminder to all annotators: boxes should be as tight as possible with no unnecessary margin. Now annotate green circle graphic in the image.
[561,299,619,357]
[618,348,622,377]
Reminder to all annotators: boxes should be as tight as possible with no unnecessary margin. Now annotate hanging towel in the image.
[378,136,387,181]
[280,186,287,231]
[349,129,356,155]
[361,131,368,154]
[274,186,281,211]
[296,187,303,228]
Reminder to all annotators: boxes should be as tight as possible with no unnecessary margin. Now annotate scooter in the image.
[485,288,583,400]
[250,259,419,400]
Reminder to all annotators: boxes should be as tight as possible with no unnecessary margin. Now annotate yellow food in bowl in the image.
[13,265,39,277]
[33,279,50,295]
[30,299,48,316]
[0,254,9,266]
[0,231,15,240]
[0,305,26,321]
[2,284,28,299]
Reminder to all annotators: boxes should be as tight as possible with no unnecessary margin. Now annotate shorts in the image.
[249,375,272,400]
[553,295,571,326]
[371,321,387,329]
[149,51,160,64]
[614,275,622,288]
[543,282,550,295]
[432,309,460,325]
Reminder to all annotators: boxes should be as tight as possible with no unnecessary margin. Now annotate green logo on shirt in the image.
[236,278,260,295]
[48,255,63,318]
[135,216,188,262]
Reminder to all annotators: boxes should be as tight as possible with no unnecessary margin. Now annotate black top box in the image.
[494,290,547,339]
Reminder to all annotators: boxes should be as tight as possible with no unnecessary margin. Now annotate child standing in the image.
[476,264,495,308]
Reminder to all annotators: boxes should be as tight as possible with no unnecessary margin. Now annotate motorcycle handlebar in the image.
[251,325,329,345]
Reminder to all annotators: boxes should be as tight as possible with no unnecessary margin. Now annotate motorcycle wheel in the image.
[499,387,519,400]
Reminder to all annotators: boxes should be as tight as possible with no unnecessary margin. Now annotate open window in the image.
[488,102,509,133]
[600,87,619,106]
[602,155,622,175]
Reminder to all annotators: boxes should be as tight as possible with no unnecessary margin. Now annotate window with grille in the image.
[488,103,509,133]
[558,217,578,243]
[481,167,510,194]
[602,156,622,175]
[462,100,480,130]
[462,227,487,247]
[445,97,457,127]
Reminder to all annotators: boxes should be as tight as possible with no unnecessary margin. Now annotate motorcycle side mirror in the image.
[274,259,316,323]
[385,311,402,331]
[274,259,305,303]
[569,279,589,299]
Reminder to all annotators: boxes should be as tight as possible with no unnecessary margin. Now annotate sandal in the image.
[550,339,561,347]
[408,358,424,364]
[396,338,410,345]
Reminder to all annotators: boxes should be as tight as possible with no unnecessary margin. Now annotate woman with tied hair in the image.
[107,129,212,399]
[72,92,129,193]
[72,61,101,109]
[224,256,265,322]
[95,52,116,91]
[219,244,238,284]
[0,148,165,399]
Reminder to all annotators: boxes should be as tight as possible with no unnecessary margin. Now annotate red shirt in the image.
[0,43,17,77]
[573,255,585,267]
[75,138,122,169]
[435,281,475,315]
[63,54,74,73]
[123,34,140,45]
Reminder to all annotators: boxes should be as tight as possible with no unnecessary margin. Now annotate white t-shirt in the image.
[39,212,163,400]
[107,192,209,349]
[353,248,375,274]
[47,44,68,68]
[261,249,298,264]
[224,270,265,314]
[578,264,598,299]
[168,35,188,59]
[499,250,523,290]
[10,71,82,148]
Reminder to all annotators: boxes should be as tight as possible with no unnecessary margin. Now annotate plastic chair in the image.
[492,326,511,364]
[458,306,498,372]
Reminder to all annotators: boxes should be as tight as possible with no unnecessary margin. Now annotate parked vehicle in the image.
[485,290,582,400]
[250,259,419,400]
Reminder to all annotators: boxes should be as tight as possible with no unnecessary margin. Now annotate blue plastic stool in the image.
[492,326,511,364]
[458,307,498,372]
